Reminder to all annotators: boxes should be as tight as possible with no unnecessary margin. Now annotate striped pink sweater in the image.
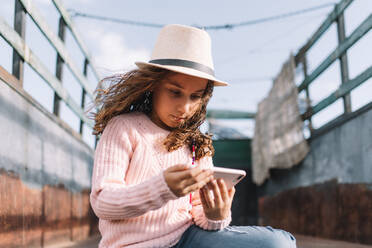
[90,112,231,248]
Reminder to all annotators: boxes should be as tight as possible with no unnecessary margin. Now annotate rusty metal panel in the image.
[259,180,372,245]
[0,76,97,247]
[0,171,98,247]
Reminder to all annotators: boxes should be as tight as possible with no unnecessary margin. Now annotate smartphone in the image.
[212,167,246,189]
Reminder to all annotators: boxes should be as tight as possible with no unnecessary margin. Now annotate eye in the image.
[191,94,202,100]
[168,89,181,96]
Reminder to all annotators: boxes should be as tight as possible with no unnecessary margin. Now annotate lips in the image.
[172,115,186,122]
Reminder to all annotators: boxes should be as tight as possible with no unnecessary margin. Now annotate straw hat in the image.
[135,24,228,86]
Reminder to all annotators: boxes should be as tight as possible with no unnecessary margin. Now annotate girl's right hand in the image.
[163,164,214,197]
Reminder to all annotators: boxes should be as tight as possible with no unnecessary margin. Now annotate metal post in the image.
[79,59,88,135]
[12,0,25,86]
[337,12,352,113]
[302,55,314,134]
[53,16,66,116]
[80,59,98,148]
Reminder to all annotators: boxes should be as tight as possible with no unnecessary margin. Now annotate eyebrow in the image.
[166,80,205,93]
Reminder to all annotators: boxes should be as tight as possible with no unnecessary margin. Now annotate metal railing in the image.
[294,0,372,135]
[1,0,370,140]
[0,0,99,135]
[207,1,372,137]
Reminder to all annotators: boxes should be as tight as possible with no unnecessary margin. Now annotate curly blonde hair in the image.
[88,66,215,160]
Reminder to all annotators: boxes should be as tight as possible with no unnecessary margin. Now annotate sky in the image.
[0,0,371,148]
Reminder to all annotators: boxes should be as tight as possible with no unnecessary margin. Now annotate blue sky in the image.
[0,0,371,147]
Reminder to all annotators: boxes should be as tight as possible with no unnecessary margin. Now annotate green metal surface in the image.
[207,109,255,119]
[213,139,252,169]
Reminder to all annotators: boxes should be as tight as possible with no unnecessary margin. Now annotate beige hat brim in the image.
[135,61,229,86]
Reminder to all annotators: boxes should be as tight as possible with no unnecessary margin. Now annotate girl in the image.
[89,24,296,248]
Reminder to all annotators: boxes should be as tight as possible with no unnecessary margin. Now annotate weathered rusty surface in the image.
[0,170,98,247]
[259,179,372,245]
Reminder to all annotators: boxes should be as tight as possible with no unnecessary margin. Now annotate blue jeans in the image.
[171,225,296,248]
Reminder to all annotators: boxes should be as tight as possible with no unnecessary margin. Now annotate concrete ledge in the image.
[45,234,101,248]
[44,233,372,248]
[296,234,372,248]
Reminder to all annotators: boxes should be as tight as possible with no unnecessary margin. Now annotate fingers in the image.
[191,190,200,201]
[166,164,189,172]
[183,168,213,188]
[199,181,235,221]
[217,179,229,202]
[199,188,208,208]
[208,180,223,206]
[177,165,204,180]
[164,164,194,197]
[165,164,216,197]
[228,186,236,199]
[204,179,231,206]
[200,187,214,209]
[184,172,213,193]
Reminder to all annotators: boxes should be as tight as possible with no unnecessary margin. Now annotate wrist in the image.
[205,210,231,221]
[161,171,179,199]
[206,212,232,230]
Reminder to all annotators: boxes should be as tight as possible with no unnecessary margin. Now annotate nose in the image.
[176,97,193,116]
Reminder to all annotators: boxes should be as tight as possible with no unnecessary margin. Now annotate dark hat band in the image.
[149,59,215,76]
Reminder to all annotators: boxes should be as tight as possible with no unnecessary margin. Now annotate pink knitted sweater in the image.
[90,112,231,248]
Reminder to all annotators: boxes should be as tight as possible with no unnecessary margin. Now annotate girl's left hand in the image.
[199,179,235,221]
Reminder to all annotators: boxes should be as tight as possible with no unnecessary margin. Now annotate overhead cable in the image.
[68,3,336,30]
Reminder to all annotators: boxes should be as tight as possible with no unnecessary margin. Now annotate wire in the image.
[199,3,336,30]
[217,11,330,65]
[67,10,163,28]
[224,77,274,83]
[67,2,336,30]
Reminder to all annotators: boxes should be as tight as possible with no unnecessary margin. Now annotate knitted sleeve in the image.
[189,156,232,230]
[89,116,178,221]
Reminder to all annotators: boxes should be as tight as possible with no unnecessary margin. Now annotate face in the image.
[150,72,208,130]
